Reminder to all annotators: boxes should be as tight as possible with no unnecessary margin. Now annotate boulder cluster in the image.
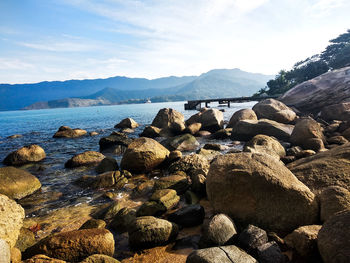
[1,92,350,262]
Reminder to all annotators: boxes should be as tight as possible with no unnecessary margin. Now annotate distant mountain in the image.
[3,68,273,111]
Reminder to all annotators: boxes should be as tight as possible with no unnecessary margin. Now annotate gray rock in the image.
[238,224,268,254]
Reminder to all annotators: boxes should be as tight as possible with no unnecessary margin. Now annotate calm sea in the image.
[0,101,256,216]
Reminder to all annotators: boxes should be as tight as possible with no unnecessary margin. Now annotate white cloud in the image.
[18,40,97,52]
[0,58,34,70]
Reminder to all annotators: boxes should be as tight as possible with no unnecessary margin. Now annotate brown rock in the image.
[65,151,105,168]
[23,254,66,263]
[140,126,162,138]
[114,117,139,129]
[53,126,87,138]
[290,117,325,149]
[321,102,350,121]
[186,108,224,132]
[168,154,210,177]
[185,123,202,135]
[3,145,46,166]
[95,157,118,174]
[253,98,296,123]
[319,186,350,222]
[151,108,185,134]
[80,254,120,263]
[243,134,286,159]
[99,132,132,154]
[227,109,257,128]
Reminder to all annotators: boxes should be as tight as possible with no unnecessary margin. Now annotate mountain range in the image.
[0,68,273,111]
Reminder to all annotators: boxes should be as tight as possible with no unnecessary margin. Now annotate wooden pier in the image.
[184,95,279,110]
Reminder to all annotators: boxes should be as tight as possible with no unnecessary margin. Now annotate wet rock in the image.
[80,254,120,263]
[128,216,179,249]
[7,134,22,139]
[150,189,180,211]
[287,143,350,191]
[227,108,257,128]
[238,225,268,254]
[53,126,87,138]
[284,225,321,257]
[185,123,202,135]
[114,117,139,129]
[319,186,350,222]
[207,153,318,234]
[0,194,25,248]
[168,154,210,177]
[99,132,132,154]
[243,134,286,160]
[0,166,41,199]
[256,241,286,263]
[89,131,99,136]
[203,143,226,151]
[121,137,170,174]
[15,227,36,252]
[231,119,294,141]
[151,108,185,134]
[137,201,168,217]
[186,245,257,263]
[318,209,350,263]
[95,157,118,174]
[65,151,105,168]
[168,204,205,227]
[200,214,237,247]
[290,117,325,149]
[24,228,115,262]
[3,144,46,166]
[140,126,162,138]
[0,238,10,263]
[154,172,190,194]
[91,171,127,190]
[79,219,106,230]
[253,98,296,124]
[96,202,121,221]
[161,134,199,152]
[210,128,232,139]
[133,180,155,197]
[109,207,136,233]
[23,254,66,263]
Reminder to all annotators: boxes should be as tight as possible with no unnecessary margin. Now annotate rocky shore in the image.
[1,68,350,262]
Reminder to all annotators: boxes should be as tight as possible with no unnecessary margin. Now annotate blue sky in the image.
[0,0,349,83]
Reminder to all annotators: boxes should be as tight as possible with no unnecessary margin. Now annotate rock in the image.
[185,123,202,135]
[252,99,296,124]
[114,117,139,129]
[206,153,318,234]
[243,134,286,159]
[186,245,257,263]
[53,126,87,138]
[303,138,325,152]
[286,146,303,156]
[168,154,210,177]
[89,131,99,136]
[140,126,162,138]
[121,137,170,173]
[290,117,325,149]
[0,238,10,263]
[281,156,296,164]
[231,119,294,141]
[256,241,286,263]
[99,132,133,154]
[24,229,115,262]
[327,135,348,145]
[0,194,25,248]
[154,172,190,194]
[109,208,136,233]
[95,157,118,174]
[321,102,350,121]
[136,201,167,217]
[191,173,206,196]
[133,180,155,197]
[3,145,46,166]
[187,108,224,132]
[65,151,105,168]
[185,191,200,204]
[318,209,350,263]
[11,246,21,263]
[128,216,179,249]
[7,134,22,139]
[91,171,127,189]
[200,214,237,247]
[284,225,322,257]
[95,202,121,221]
[197,148,221,160]
[238,225,268,253]
[287,143,350,191]
[296,149,316,158]
[161,134,199,152]
[227,109,257,128]
[23,254,66,263]
[151,108,185,134]
[15,227,35,252]
[168,150,182,162]
[210,128,232,139]
[80,254,120,263]
[319,186,350,222]
[150,189,180,211]
[203,144,226,151]
[79,219,106,230]
[167,204,205,227]
[197,131,211,137]
[0,166,41,199]
[280,66,350,114]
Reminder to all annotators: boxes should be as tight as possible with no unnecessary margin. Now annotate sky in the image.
[0,0,349,84]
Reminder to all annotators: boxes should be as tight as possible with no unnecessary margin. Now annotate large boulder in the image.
[0,194,25,248]
[24,229,115,262]
[186,108,224,132]
[151,108,185,134]
[121,137,170,173]
[0,166,41,199]
[128,216,178,248]
[231,119,294,141]
[318,209,350,263]
[53,126,87,138]
[319,186,350,222]
[114,117,139,129]
[161,134,199,152]
[99,132,133,154]
[243,134,286,160]
[186,245,257,263]
[3,144,46,166]
[65,151,105,168]
[280,66,350,114]
[287,143,350,192]
[321,102,350,121]
[290,117,325,150]
[252,98,296,123]
[168,154,210,177]
[206,153,318,234]
[227,109,257,128]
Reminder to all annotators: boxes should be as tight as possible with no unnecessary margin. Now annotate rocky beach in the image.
[1,67,350,263]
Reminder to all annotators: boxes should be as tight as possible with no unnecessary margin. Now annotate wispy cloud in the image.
[0,58,34,70]
[17,40,97,52]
